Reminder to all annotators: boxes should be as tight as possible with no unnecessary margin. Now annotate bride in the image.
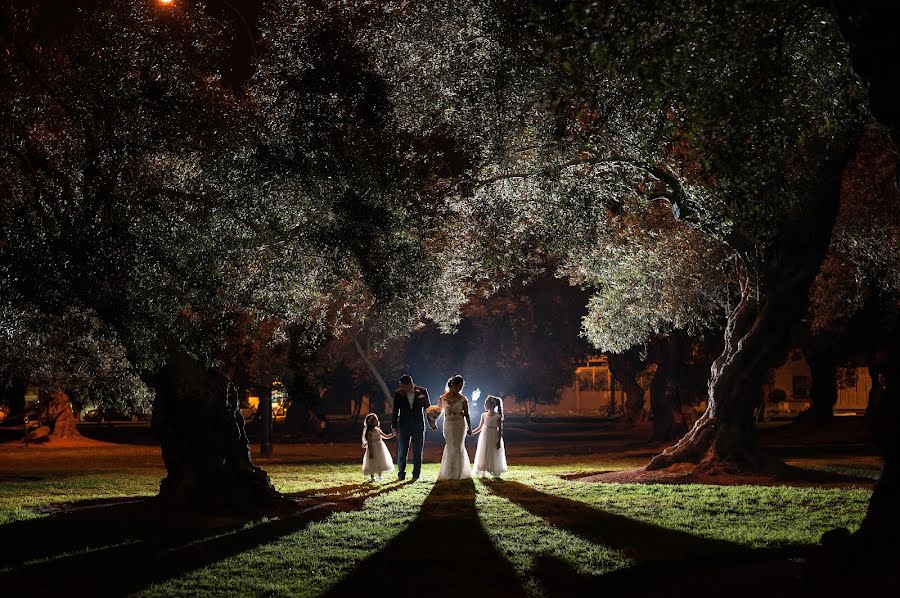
[437,374,473,480]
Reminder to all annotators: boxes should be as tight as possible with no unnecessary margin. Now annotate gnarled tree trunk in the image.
[44,391,81,439]
[854,354,900,557]
[647,113,858,472]
[151,343,278,507]
[607,350,647,425]
[647,270,805,471]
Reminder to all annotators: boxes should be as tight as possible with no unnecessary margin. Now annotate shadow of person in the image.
[482,480,821,598]
[0,482,411,597]
[0,498,175,570]
[286,479,406,502]
[481,479,744,563]
[287,482,369,498]
[323,478,527,598]
[531,550,801,598]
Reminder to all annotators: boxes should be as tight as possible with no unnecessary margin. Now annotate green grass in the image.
[1,463,872,597]
[141,470,432,597]
[0,472,161,524]
[143,465,868,597]
[514,469,870,548]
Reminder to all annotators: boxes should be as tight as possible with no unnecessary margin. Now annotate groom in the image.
[392,374,432,481]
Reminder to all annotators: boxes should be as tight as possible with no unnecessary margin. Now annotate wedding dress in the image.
[437,395,472,480]
[473,411,508,477]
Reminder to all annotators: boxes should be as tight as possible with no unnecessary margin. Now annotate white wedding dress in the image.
[437,395,472,480]
[473,411,508,477]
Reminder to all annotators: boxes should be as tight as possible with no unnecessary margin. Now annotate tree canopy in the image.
[1,0,893,477]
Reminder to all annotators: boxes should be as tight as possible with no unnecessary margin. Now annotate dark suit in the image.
[392,385,431,479]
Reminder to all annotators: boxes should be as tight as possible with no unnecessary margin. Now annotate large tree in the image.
[537,2,865,471]
[1,0,280,500]
[1,0,483,505]
[808,124,900,560]
[437,1,866,471]
[320,0,870,471]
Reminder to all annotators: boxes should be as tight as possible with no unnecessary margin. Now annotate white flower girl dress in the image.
[473,411,507,477]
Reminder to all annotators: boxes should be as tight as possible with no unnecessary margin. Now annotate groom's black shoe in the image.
[398,472,406,481]
[411,475,419,482]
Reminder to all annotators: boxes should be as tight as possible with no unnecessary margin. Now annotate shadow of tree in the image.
[0,482,408,597]
[323,479,527,598]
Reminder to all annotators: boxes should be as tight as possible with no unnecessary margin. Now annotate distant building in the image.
[763,348,870,417]
[504,349,870,419]
[506,355,638,416]
[762,349,812,417]
[835,366,872,413]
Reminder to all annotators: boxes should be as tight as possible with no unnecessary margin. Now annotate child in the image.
[361,414,395,481]
[472,395,508,477]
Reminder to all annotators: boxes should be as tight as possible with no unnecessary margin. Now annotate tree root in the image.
[647,415,771,474]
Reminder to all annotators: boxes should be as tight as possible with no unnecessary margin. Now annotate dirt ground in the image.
[0,416,881,477]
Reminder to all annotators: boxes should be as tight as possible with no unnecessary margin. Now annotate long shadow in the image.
[482,480,817,598]
[323,479,527,598]
[1,482,404,570]
[287,482,368,498]
[482,479,746,563]
[286,479,406,501]
[1,483,408,597]
[531,546,898,598]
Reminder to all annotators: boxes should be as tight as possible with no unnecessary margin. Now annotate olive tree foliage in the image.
[348,0,869,468]
[809,124,900,337]
[563,201,735,353]
[0,1,251,409]
[0,0,480,409]
[500,1,864,330]
[244,1,497,365]
[350,0,862,344]
[0,304,153,414]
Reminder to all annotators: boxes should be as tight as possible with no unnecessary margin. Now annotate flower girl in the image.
[362,414,395,481]
[472,395,508,477]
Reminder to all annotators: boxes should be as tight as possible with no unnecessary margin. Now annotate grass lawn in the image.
[0,430,880,598]
[0,461,869,597]
[0,472,161,525]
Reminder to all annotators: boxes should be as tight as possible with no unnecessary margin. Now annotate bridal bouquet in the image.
[425,405,442,430]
